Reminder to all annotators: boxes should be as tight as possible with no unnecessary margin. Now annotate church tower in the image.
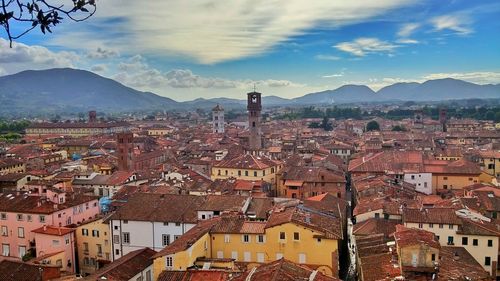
[212,104,225,133]
[247,91,262,151]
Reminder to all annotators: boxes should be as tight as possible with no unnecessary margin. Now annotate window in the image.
[257,252,265,263]
[122,232,130,244]
[1,226,7,236]
[244,251,251,262]
[165,256,174,268]
[27,215,32,222]
[113,235,120,243]
[257,235,265,243]
[253,171,257,177]
[0,213,6,220]
[83,242,89,252]
[82,229,89,236]
[1,244,9,256]
[279,232,286,240]
[243,234,250,243]
[146,270,152,281]
[52,240,60,246]
[443,177,448,180]
[472,239,478,246]
[245,171,248,176]
[115,249,120,255]
[231,251,238,261]
[447,236,454,245]
[238,171,241,176]
[17,227,24,238]
[92,230,99,237]
[439,224,443,229]
[485,257,491,266]
[429,223,434,228]
[97,244,102,256]
[224,234,230,243]
[123,220,128,224]
[418,223,423,228]
[448,224,453,229]
[162,234,170,246]
[174,235,181,240]
[39,215,45,223]
[276,253,283,260]
[17,214,23,221]
[293,232,300,241]
[375,213,380,219]
[298,253,306,264]
[462,237,468,245]
[19,246,26,258]
[487,239,493,247]
[411,175,415,180]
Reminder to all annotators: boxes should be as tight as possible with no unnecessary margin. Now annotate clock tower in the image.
[247,91,262,151]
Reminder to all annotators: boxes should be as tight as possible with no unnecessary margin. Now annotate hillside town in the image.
[0,92,499,281]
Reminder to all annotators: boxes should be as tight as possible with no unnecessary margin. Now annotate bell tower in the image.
[247,91,262,151]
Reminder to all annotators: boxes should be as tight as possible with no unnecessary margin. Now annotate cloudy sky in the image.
[1,0,499,101]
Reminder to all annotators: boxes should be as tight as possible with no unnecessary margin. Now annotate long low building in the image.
[26,122,131,137]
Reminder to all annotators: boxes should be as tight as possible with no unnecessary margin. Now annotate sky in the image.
[1,0,500,101]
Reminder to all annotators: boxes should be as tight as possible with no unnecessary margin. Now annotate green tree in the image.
[321,116,333,131]
[392,125,406,131]
[484,110,495,121]
[366,120,380,131]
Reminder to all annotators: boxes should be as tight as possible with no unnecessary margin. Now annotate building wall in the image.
[481,157,500,177]
[398,244,439,268]
[211,166,278,186]
[34,231,76,273]
[0,163,26,175]
[404,173,432,195]
[110,220,195,260]
[0,199,99,259]
[211,222,339,277]
[75,219,111,276]
[432,174,479,191]
[153,232,211,280]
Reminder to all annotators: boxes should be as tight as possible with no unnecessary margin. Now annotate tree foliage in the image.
[0,0,96,46]
[366,120,380,131]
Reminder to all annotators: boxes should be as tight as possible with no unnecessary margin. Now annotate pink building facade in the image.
[0,191,99,260]
[33,226,76,273]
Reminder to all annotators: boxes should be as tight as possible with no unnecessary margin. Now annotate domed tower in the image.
[212,104,225,133]
[247,91,262,151]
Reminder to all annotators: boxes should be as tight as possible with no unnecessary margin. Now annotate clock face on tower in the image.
[251,95,257,103]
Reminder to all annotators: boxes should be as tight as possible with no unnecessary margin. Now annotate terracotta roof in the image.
[265,206,342,240]
[0,192,98,215]
[353,218,398,238]
[157,270,231,281]
[0,259,60,281]
[231,258,339,281]
[456,218,500,236]
[90,248,156,281]
[394,225,440,249]
[154,218,219,258]
[32,226,74,236]
[213,154,279,170]
[436,246,490,281]
[403,207,462,225]
[109,193,205,224]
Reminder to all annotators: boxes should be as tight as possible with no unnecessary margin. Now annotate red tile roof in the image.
[394,225,440,249]
[32,226,74,236]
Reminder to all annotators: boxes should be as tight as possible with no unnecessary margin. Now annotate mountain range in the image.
[0,68,498,116]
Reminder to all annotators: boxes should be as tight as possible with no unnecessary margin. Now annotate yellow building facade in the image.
[75,218,111,276]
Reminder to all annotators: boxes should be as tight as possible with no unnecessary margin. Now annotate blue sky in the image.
[1,0,499,101]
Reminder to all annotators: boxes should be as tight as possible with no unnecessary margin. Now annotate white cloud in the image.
[47,0,415,64]
[431,14,472,35]
[423,71,500,84]
[0,38,77,74]
[322,73,344,78]
[86,47,120,59]
[334,37,398,56]
[397,23,420,37]
[396,38,419,44]
[90,64,108,73]
[315,54,341,61]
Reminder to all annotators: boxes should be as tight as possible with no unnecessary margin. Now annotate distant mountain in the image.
[0,68,498,117]
[377,78,500,101]
[0,68,178,115]
[293,85,377,104]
